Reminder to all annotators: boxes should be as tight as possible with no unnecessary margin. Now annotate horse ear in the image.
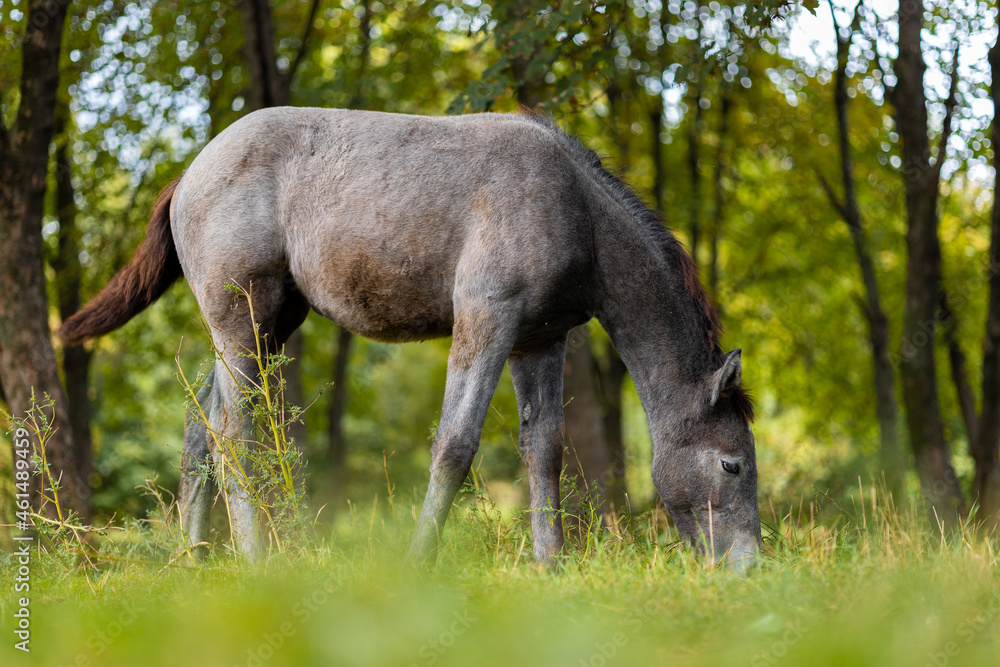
[709,349,742,406]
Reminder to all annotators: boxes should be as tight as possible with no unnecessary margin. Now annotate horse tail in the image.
[60,178,183,345]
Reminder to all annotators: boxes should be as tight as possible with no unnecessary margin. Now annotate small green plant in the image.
[4,391,96,568]
[3,390,214,575]
[177,280,321,557]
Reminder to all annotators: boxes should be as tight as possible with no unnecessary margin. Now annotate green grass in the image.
[2,484,999,667]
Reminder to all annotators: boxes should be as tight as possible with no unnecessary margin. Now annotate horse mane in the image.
[517,111,754,422]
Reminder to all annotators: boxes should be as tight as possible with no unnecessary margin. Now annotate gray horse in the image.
[61,108,761,569]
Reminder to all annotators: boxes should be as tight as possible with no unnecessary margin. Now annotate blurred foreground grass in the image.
[2,485,999,667]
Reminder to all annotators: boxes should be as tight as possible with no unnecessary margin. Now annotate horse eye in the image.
[721,460,740,475]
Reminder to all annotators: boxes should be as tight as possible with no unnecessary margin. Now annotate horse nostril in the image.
[721,459,740,475]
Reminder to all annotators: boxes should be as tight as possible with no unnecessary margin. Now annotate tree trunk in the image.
[0,0,88,519]
[650,104,664,213]
[348,0,372,110]
[821,7,905,501]
[970,35,1000,528]
[940,295,978,448]
[892,0,964,524]
[595,348,627,512]
[709,84,730,307]
[686,4,704,263]
[282,330,307,457]
[562,327,610,526]
[52,114,93,494]
[508,1,546,109]
[326,327,353,504]
[239,0,287,108]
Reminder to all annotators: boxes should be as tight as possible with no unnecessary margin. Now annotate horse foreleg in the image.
[407,314,516,564]
[178,366,216,561]
[508,338,568,565]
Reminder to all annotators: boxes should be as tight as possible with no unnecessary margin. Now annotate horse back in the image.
[173,108,599,345]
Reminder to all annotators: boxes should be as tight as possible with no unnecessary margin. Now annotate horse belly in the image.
[295,245,456,343]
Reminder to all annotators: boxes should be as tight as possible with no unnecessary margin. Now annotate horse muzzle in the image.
[710,529,761,574]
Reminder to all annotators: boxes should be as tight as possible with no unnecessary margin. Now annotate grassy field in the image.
[2,483,999,667]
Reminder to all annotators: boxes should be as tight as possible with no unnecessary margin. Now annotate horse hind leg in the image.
[178,365,216,561]
[200,275,294,560]
[178,277,308,562]
[508,338,568,565]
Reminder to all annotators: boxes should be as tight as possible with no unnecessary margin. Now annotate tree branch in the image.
[825,0,850,47]
[286,0,322,85]
[816,169,850,222]
[239,0,281,108]
[849,0,863,34]
[827,0,864,233]
[859,1,895,104]
[348,0,372,109]
[830,0,864,56]
[940,293,979,445]
[930,42,961,185]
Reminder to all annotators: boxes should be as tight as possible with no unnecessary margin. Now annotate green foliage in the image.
[6,391,75,523]
[446,0,625,112]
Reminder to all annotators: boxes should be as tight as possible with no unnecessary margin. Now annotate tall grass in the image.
[2,464,998,667]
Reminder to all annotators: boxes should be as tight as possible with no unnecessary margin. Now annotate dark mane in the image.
[519,111,754,422]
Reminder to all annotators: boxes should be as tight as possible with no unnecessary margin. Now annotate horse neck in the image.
[593,204,715,428]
